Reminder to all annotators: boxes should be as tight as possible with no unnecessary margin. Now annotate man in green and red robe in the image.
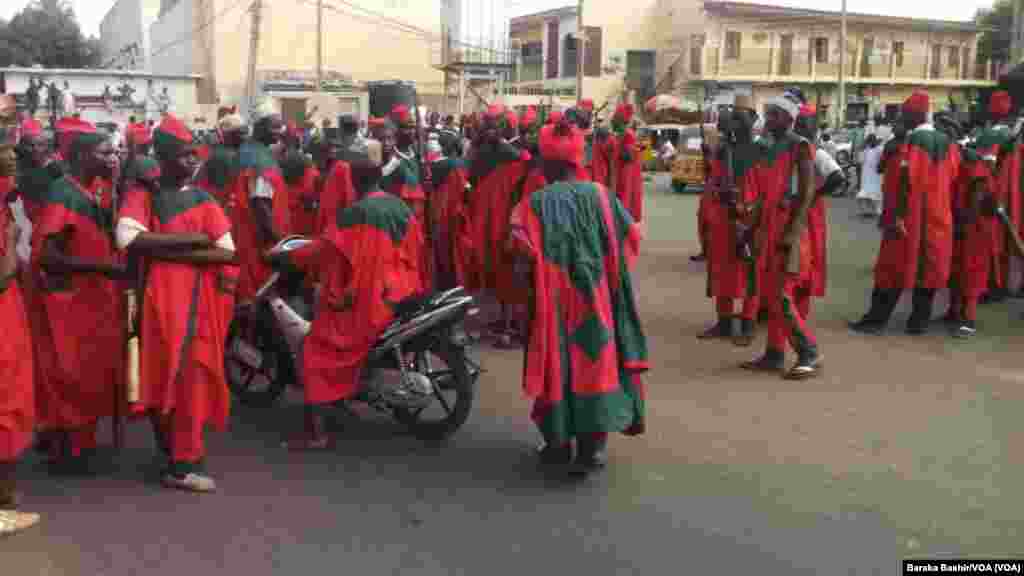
[116,115,237,493]
[467,105,532,346]
[429,135,469,289]
[946,125,990,339]
[383,105,427,227]
[196,113,244,211]
[0,94,41,536]
[612,104,644,223]
[508,120,648,477]
[698,95,760,346]
[232,109,290,302]
[740,96,822,379]
[272,149,425,450]
[850,92,959,336]
[31,118,125,471]
[972,91,1015,303]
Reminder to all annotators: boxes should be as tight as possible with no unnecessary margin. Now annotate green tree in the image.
[975,0,1014,65]
[0,0,101,68]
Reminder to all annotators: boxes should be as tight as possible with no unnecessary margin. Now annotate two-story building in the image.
[509,0,998,122]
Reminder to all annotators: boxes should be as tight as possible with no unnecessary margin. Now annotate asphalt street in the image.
[5,179,1023,574]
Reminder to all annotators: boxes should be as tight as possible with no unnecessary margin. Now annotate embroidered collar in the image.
[912,123,934,133]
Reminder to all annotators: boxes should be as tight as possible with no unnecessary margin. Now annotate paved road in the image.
[6,183,1023,575]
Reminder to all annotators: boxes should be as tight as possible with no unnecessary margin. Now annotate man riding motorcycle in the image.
[267,139,426,450]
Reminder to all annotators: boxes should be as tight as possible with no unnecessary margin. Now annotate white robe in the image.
[857,145,884,204]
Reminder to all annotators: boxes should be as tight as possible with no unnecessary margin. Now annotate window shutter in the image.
[585,27,602,77]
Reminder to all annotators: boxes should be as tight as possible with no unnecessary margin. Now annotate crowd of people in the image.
[696,86,1024,378]
[0,94,650,537]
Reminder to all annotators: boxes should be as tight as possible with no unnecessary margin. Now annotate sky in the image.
[0,0,1004,38]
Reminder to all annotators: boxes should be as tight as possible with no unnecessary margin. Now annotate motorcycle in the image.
[224,236,481,441]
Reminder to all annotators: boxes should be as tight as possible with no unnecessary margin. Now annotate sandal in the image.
[162,472,217,494]
[0,510,40,537]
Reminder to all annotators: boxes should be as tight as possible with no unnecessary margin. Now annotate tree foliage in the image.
[975,0,1014,64]
[0,0,102,68]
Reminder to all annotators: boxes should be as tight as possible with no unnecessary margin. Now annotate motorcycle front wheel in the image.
[224,307,295,407]
[392,339,476,441]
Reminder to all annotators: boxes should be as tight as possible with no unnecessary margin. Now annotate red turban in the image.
[902,91,930,115]
[547,110,563,125]
[990,90,1012,118]
[579,99,594,112]
[153,114,194,160]
[20,117,43,139]
[539,123,585,166]
[520,106,538,128]
[55,116,97,159]
[504,110,518,130]
[390,105,415,128]
[127,122,152,147]
[614,103,635,124]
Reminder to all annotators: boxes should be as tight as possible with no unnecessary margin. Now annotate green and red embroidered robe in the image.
[282,150,321,236]
[119,184,237,447]
[430,157,469,288]
[509,181,648,443]
[706,151,759,300]
[467,140,531,302]
[232,141,290,302]
[196,144,239,211]
[316,160,356,235]
[30,175,123,433]
[973,126,1012,289]
[288,192,425,405]
[381,150,430,287]
[875,125,959,290]
[951,148,993,302]
[613,130,644,222]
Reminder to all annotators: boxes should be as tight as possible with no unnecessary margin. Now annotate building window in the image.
[725,31,742,60]
[893,41,904,68]
[690,34,705,75]
[521,42,542,61]
[584,27,603,77]
[860,36,874,78]
[563,35,578,78]
[779,34,793,76]
[814,37,829,64]
[931,44,942,78]
[948,45,960,69]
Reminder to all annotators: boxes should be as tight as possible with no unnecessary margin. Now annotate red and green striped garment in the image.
[509,181,648,442]
[120,183,237,428]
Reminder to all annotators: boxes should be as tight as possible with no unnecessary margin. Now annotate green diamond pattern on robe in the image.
[572,313,611,361]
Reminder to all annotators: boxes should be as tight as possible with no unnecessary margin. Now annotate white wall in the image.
[148,0,193,77]
[2,69,199,124]
[99,0,161,70]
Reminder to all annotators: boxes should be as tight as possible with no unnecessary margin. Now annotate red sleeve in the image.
[32,193,74,262]
[204,199,232,241]
[119,184,152,226]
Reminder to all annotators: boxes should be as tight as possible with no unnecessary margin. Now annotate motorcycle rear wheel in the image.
[224,309,295,407]
[392,340,475,441]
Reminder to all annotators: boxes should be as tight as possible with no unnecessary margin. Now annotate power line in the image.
[149,0,252,61]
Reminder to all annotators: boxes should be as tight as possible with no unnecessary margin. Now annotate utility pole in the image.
[837,0,847,127]
[577,0,584,104]
[245,0,263,117]
[316,0,323,92]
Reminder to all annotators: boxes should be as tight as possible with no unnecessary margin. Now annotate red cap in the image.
[990,90,1012,118]
[902,91,930,115]
[547,110,563,125]
[504,110,518,130]
[799,103,817,117]
[20,117,43,139]
[484,104,505,119]
[127,122,152,146]
[54,116,96,158]
[390,105,415,128]
[579,99,594,112]
[539,123,585,166]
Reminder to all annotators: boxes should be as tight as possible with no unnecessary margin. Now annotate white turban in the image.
[766,96,800,121]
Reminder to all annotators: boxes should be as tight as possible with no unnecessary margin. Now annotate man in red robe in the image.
[116,115,237,492]
[740,96,822,379]
[383,105,427,225]
[467,105,532,347]
[971,91,1015,304]
[508,119,648,478]
[850,92,959,336]
[273,148,424,450]
[429,132,469,289]
[196,113,244,211]
[232,108,289,302]
[282,135,320,236]
[611,104,644,223]
[0,94,40,535]
[32,118,125,471]
[698,95,760,345]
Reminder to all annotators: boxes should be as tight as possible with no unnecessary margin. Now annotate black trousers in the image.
[865,287,936,327]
